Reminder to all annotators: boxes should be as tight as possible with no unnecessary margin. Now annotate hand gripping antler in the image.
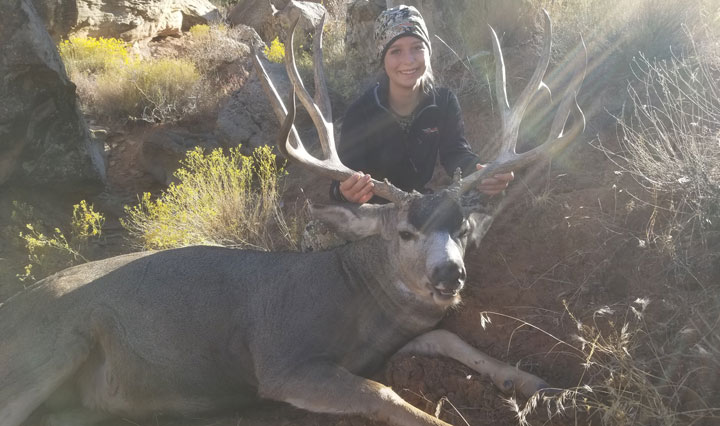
[253,15,410,203]
[454,9,587,194]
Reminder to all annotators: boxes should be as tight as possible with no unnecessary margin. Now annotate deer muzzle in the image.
[430,261,466,297]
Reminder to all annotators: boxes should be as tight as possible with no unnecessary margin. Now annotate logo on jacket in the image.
[421,127,439,134]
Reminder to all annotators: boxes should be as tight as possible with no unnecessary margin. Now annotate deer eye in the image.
[399,230,417,241]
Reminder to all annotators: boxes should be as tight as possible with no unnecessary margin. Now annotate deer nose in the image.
[431,262,466,291]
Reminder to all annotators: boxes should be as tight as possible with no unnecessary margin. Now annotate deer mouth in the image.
[435,287,459,297]
[429,284,462,304]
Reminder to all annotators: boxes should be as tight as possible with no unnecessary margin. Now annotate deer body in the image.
[1,229,475,426]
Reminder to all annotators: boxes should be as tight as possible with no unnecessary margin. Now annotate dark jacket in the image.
[330,81,480,202]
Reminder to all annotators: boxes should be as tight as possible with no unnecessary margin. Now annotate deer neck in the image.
[338,236,447,331]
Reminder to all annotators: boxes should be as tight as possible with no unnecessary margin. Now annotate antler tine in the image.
[458,11,585,194]
[284,17,338,162]
[490,10,552,157]
[458,92,585,193]
[252,54,302,157]
[313,13,332,125]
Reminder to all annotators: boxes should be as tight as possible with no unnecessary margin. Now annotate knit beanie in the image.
[374,5,432,62]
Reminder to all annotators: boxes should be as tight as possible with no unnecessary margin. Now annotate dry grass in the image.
[500,298,720,426]
[597,25,720,284]
[93,58,201,122]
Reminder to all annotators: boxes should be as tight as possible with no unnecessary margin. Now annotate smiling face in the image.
[383,36,429,92]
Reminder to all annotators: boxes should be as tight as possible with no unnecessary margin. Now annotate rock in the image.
[216,58,289,152]
[31,0,221,42]
[228,0,278,42]
[272,0,335,15]
[275,0,326,35]
[229,0,326,44]
[138,125,220,185]
[345,0,386,87]
[0,0,105,189]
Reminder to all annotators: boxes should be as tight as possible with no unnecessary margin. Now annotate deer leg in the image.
[398,329,552,398]
[260,363,451,426]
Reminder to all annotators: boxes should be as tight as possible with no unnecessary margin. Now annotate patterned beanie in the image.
[374,5,432,61]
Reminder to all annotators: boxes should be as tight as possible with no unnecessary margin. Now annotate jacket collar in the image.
[372,79,438,118]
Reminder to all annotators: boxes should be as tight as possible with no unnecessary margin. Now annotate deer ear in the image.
[467,212,494,249]
[310,203,397,240]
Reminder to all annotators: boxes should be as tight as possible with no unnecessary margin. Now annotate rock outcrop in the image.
[32,0,221,42]
[220,2,327,151]
[216,59,290,152]
[344,0,386,87]
[229,0,326,44]
[0,0,105,189]
[228,0,278,42]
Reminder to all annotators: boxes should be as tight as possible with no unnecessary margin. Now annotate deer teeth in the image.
[435,288,458,296]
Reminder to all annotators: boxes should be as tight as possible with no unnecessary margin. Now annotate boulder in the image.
[228,0,278,43]
[216,49,322,153]
[215,59,289,152]
[275,0,326,35]
[229,0,326,44]
[0,0,105,189]
[344,0,386,87]
[32,0,221,42]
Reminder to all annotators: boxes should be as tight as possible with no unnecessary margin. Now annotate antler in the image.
[455,9,586,194]
[253,15,409,203]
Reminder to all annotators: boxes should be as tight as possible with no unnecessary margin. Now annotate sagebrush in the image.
[122,146,301,251]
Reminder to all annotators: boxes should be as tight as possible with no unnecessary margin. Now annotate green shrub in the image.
[122,146,300,251]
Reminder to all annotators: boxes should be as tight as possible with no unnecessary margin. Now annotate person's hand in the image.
[475,164,514,195]
[340,172,374,204]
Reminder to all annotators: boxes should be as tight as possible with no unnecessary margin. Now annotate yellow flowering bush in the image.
[71,200,105,241]
[122,146,297,251]
[264,37,285,63]
[15,200,105,282]
[58,36,131,75]
[189,24,211,39]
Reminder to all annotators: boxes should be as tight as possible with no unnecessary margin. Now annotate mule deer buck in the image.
[0,10,584,426]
